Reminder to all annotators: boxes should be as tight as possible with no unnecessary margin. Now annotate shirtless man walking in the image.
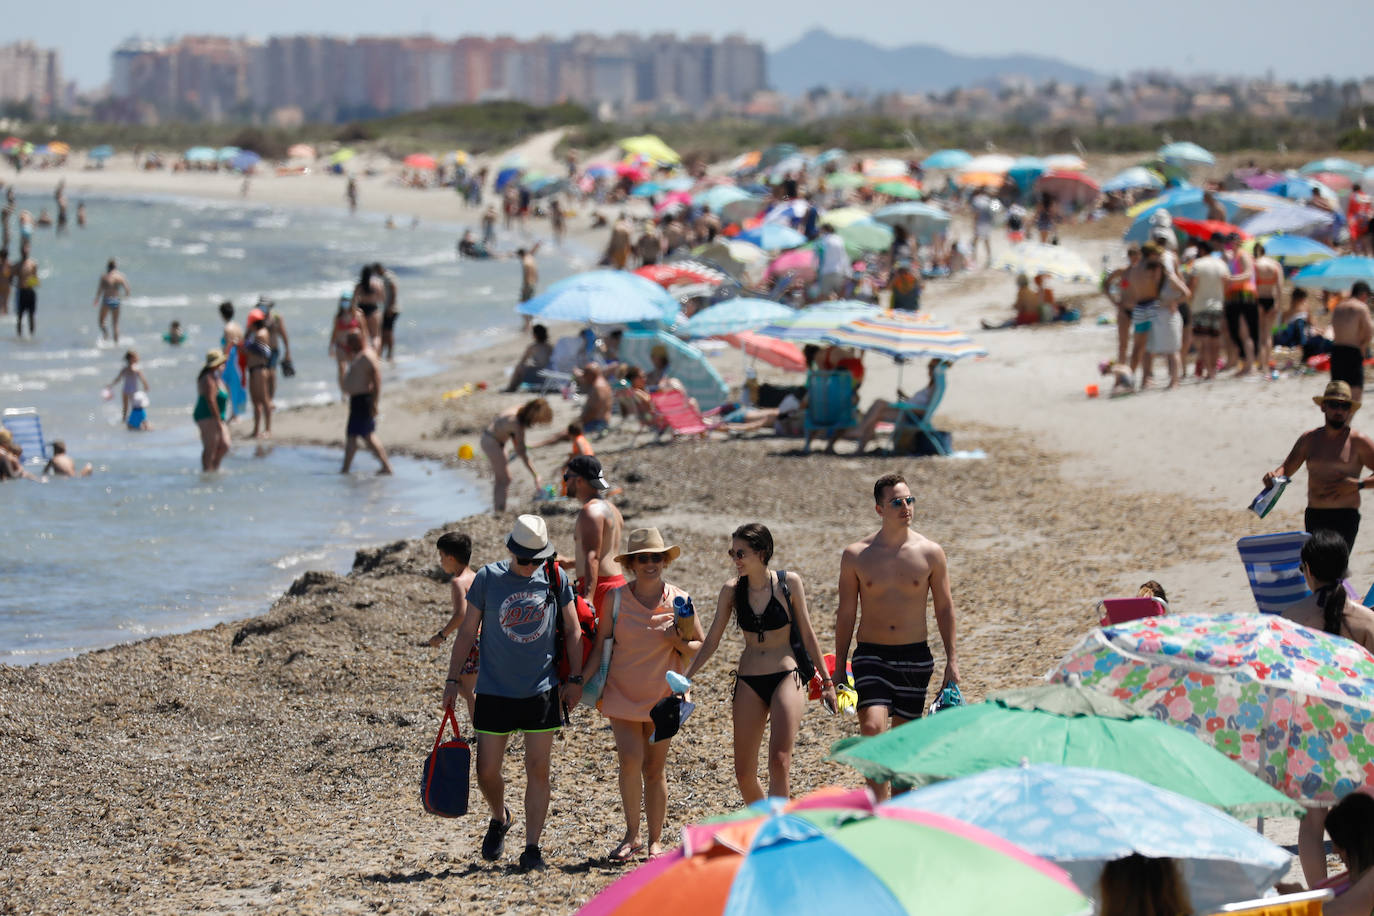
[1329,282,1373,406]
[94,258,131,342]
[15,242,37,338]
[563,455,626,617]
[835,472,958,799]
[339,330,393,475]
[1266,380,1374,552]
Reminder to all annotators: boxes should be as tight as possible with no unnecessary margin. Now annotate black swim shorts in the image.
[347,393,375,438]
[852,641,935,722]
[473,688,562,735]
[1331,345,1365,391]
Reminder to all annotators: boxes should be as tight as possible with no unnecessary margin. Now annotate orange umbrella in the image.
[956,171,1006,188]
[722,331,808,372]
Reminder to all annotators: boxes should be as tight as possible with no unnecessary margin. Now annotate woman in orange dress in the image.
[588,527,703,862]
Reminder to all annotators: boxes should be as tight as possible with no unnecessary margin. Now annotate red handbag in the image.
[421,707,470,817]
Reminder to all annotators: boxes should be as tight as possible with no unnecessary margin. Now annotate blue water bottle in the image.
[673,595,695,640]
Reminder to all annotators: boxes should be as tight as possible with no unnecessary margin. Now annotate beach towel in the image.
[1237,531,1311,615]
[421,707,470,817]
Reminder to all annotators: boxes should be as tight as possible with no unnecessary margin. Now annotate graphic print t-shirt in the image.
[468,560,574,699]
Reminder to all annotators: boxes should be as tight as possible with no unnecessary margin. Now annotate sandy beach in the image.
[0,140,1350,911]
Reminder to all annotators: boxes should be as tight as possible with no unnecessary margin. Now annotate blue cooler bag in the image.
[421,707,470,817]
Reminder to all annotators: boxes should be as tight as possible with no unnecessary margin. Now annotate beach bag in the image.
[579,589,618,708]
[546,558,597,683]
[421,707,470,817]
[776,569,817,685]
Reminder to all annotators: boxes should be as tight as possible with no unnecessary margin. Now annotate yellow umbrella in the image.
[619,134,680,166]
[819,207,874,228]
[48,141,70,155]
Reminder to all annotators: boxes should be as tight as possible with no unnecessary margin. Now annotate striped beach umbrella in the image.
[822,311,986,364]
[757,302,881,344]
[682,298,795,339]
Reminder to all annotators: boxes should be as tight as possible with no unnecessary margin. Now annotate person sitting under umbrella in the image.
[1098,855,1192,916]
[845,359,946,455]
[1279,792,1374,915]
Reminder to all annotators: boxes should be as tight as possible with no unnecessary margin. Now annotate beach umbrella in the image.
[736,224,806,251]
[768,154,809,181]
[659,176,695,193]
[635,261,734,290]
[873,202,952,242]
[1051,613,1374,805]
[682,298,796,339]
[694,184,749,212]
[1007,157,1048,191]
[720,195,766,224]
[863,157,909,179]
[230,150,261,172]
[993,242,1097,284]
[1310,172,1354,194]
[1218,189,1298,214]
[630,181,663,198]
[328,147,355,166]
[1101,166,1164,193]
[720,332,808,372]
[835,218,894,254]
[528,178,569,199]
[758,302,882,345]
[1042,153,1086,171]
[1158,141,1215,167]
[576,787,1093,916]
[1173,217,1248,241]
[817,206,872,228]
[585,162,616,178]
[960,154,1015,176]
[185,146,216,163]
[1299,158,1365,183]
[1254,234,1336,267]
[216,146,240,163]
[921,149,972,171]
[403,153,436,170]
[494,167,521,191]
[1291,256,1374,294]
[825,171,866,190]
[874,180,924,200]
[616,162,650,183]
[0,137,21,151]
[87,144,114,161]
[287,143,315,159]
[1239,204,1332,238]
[30,144,49,157]
[517,270,681,325]
[694,239,769,281]
[654,191,693,214]
[619,329,728,410]
[814,148,847,167]
[954,171,1005,190]
[620,135,680,166]
[47,141,69,156]
[727,150,762,174]
[1270,175,1339,207]
[822,312,986,392]
[888,764,1291,915]
[765,247,818,282]
[829,684,1302,817]
[1036,170,1101,206]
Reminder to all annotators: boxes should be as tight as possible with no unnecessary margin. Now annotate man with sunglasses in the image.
[835,473,958,798]
[441,514,584,872]
[1265,381,1374,551]
[564,455,625,617]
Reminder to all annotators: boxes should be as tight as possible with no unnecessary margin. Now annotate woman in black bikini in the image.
[243,322,274,439]
[351,264,384,350]
[685,523,836,803]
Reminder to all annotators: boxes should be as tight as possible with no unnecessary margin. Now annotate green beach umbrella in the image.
[836,218,894,254]
[829,685,1302,819]
[825,172,866,190]
[328,147,356,166]
[873,181,923,200]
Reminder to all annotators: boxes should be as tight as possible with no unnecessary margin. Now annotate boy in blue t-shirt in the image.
[441,514,583,874]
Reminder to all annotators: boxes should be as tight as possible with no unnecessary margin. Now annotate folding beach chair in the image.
[1237,531,1311,615]
[888,361,950,456]
[1212,888,1331,916]
[646,389,718,441]
[2,407,49,464]
[1096,596,1167,627]
[802,370,858,454]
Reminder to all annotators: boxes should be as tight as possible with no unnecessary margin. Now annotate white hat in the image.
[506,514,556,561]
[132,391,150,408]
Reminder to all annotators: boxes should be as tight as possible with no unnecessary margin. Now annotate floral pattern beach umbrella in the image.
[1051,613,1374,804]
[576,788,1091,916]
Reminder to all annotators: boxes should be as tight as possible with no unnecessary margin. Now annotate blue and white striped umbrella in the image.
[887,764,1290,915]
[681,298,795,339]
[516,271,681,324]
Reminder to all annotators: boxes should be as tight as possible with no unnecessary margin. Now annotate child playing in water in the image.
[164,321,185,345]
[430,532,478,723]
[107,350,149,422]
[127,390,151,431]
[43,440,93,477]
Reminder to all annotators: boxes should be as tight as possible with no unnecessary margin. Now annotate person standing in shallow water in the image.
[339,331,392,475]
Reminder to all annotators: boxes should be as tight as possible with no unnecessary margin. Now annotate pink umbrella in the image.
[1308,172,1353,192]
[765,247,817,281]
[1036,170,1101,207]
[616,162,648,181]
[655,191,692,214]
[722,332,808,372]
[403,153,437,170]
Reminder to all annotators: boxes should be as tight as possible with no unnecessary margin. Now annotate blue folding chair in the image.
[1237,531,1311,615]
[890,361,950,456]
[2,407,49,464]
[802,370,858,454]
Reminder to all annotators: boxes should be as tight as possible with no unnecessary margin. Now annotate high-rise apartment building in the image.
[0,41,62,115]
[106,32,767,123]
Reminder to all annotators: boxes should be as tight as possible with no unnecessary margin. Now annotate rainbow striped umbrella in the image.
[577,787,1091,916]
[757,302,881,345]
[823,311,986,364]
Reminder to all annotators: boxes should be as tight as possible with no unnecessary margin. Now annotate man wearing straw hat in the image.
[442,514,584,873]
[1264,380,1374,551]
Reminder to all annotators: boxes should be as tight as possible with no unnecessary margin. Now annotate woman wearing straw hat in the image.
[686,522,836,804]
[586,527,702,862]
[193,349,231,471]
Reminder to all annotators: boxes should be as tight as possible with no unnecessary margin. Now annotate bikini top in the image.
[734,572,790,640]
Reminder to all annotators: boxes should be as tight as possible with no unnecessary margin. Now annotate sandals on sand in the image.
[608,840,644,862]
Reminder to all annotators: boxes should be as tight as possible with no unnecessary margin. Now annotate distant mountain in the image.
[768,28,1103,97]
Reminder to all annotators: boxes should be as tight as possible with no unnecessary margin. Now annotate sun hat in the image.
[506,514,557,561]
[566,455,610,491]
[203,349,228,370]
[614,527,682,565]
[1314,380,1358,409]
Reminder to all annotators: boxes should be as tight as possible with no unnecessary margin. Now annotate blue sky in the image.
[27,0,1374,90]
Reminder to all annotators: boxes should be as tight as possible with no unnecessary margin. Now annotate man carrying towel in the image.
[442,515,584,873]
[1265,380,1374,551]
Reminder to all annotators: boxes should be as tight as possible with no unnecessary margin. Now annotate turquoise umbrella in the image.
[1255,234,1336,267]
[216,146,241,163]
[185,146,216,163]
[1292,256,1374,293]
[757,302,881,344]
[921,149,971,170]
[888,764,1291,914]
[619,329,729,410]
[681,298,795,339]
[1158,141,1215,167]
[517,271,681,325]
[694,185,752,212]
[1299,158,1365,183]
[88,144,114,161]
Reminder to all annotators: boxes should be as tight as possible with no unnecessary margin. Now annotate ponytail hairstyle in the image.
[1301,529,1351,635]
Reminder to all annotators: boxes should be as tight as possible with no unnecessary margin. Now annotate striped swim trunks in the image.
[852,640,935,722]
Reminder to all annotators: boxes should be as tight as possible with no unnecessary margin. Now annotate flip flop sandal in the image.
[608,841,644,862]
